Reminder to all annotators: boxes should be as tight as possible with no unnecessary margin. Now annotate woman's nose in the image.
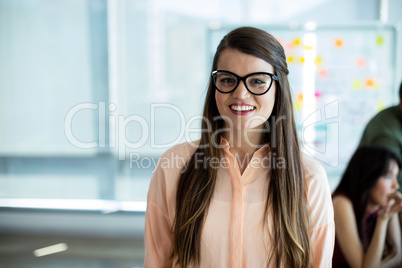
[232,81,251,99]
[393,178,400,190]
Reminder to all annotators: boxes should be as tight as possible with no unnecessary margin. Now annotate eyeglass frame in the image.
[211,70,279,96]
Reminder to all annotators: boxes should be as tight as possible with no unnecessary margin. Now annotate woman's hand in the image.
[378,192,402,220]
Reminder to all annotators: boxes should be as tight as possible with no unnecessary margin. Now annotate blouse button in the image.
[252,160,258,165]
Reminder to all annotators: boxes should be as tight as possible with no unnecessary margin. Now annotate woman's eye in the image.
[219,78,235,84]
[249,79,266,86]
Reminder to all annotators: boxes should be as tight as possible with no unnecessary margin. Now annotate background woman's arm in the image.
[333,196,389,268]
[380,213,402,268]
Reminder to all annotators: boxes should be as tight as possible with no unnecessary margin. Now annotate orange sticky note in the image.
[365,79,375,88]
[297,93,303,103]
[335,38,343,48]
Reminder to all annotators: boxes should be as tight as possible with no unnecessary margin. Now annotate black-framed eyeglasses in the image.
[212,70,279,96]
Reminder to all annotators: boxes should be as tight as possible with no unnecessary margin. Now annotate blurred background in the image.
[0,0,401,267]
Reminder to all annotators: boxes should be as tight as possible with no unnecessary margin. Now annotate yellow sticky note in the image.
[287,55,294,63]
[315,57,322,65]
[300,57,305,63]
[294,38,301,46]
[377,100,384,111]
[376,36,384,45]
[352,80,362,90]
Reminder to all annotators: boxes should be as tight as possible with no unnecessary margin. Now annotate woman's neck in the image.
[222,128,266,155]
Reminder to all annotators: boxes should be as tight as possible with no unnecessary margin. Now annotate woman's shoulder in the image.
[157,140,200,170]
[151,140,200,187]
[301,153,333,210]
[147,140,200,216]
[301,153,334,229]
[332,193,352,207]
[301,152,328,184]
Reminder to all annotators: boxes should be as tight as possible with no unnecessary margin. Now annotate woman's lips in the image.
[229,104,256,115]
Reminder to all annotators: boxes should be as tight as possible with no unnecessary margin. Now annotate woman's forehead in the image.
[217,48,274,75]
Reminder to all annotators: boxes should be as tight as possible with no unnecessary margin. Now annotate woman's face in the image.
[369,159,400,208]
[214,48,276,130]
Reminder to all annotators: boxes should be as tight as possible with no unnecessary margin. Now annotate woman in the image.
[144,27,334,267]
[333,145,402,268]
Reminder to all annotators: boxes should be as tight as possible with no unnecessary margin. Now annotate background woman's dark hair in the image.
[334,145,402,242]
[171,27,310,267]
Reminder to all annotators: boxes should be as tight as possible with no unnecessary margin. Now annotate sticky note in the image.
[315,57,322,65]
[297,93,303,103]
[377,100,384,111]
[376,36,384,45]
[287,55,295,63]
[294,38,301,46]
[318,68,328,78]
[335,38,343,48]
[356,57,366,68]
[286,42,294,51]
[352,80,362,90]
[365,78,375,88]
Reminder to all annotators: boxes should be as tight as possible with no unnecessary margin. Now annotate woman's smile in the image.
[229,103,256,115]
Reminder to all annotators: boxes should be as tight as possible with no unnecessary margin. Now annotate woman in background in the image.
[333,145,402,268]
[144,26,334,267]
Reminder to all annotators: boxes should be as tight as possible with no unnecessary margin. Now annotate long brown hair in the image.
[171,27,310,267]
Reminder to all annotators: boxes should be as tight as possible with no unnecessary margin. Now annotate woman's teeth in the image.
[230,105,255,111]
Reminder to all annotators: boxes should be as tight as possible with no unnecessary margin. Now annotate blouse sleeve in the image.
[304,155,335,268]
[144,159,174,268]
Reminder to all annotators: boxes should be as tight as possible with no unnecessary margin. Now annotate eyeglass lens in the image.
[213,71,273,95]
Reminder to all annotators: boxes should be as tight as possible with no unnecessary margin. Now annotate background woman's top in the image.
[332,192,380,268]
[144,139,335,267]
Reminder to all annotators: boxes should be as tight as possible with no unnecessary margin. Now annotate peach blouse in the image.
[144,140,335,267]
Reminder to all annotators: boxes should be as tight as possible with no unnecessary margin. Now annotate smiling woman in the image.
[144,26,334,268]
